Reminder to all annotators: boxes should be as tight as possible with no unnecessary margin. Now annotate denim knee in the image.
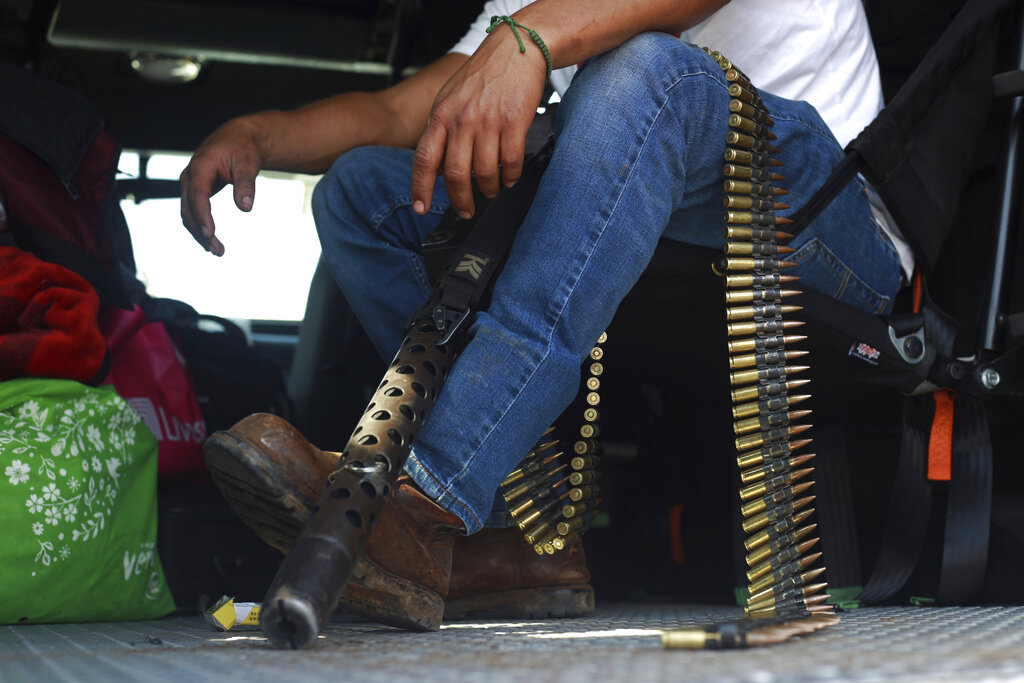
[565,33,722,120]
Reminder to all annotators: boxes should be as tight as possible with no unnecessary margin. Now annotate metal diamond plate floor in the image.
[4,603,1024,682]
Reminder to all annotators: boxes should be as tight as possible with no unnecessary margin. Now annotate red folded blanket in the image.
[0,246,106,383]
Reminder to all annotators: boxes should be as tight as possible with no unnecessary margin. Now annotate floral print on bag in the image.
[1,392,144,571]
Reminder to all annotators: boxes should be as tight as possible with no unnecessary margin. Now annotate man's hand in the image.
[179,119,263,256]
[410,25,548,219]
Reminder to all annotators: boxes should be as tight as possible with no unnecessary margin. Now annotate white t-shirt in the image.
[449,1,913,279]
[449,0,881,147]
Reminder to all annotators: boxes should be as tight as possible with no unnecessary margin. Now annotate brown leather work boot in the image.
[445,528,594,620]
[343,477,462,630]
[203,412,595,626]
[202,412,338,553]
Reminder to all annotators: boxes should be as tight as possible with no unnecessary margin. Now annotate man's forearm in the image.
[510,0,729,69]
[238,53,468,175]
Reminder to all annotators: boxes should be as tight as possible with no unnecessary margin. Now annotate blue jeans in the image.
[312,34,901,533]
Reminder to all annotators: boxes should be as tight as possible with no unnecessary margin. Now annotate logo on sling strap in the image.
[455,253,490,280]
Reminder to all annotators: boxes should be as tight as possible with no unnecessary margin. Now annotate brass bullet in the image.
[733,408,812,436]
[735,437,813,468]
[752,593,829,618]
[570,454,599,471]
[569,470,599,486]
[586,391,600,406]
[562,497,599,519]
[724,241,796,258]
[728,83,761,106]
[747,567,827,604]
[731,378,810,405]
[583,408,599,422]
[746,582,828,615]
[740,480,815,518]
[589,346,603,361]
[726,318,804,340]
[723,148,782,167]
[728,98,773,125]
[535,439,560,454]
[513,482,571,526]
[724,68,752,89]
[727,334,806,356]
[552,531,580,551]
[586,376,600,391]
[728,113,774,138]
[724,164,784,182]
[725,286,784,306]
[662,627,724,650]
[579,423,599,439]
[804,593,830,606]
[732,393,810,421]
[569,485,598,502]
[746,538,820,583]
[725,210,792,227]
[744,508,816,551]
[747,551,823,594]
[729,349,809,371]
[574,439,596,455]
[723,196,790,213]
[503,463,568,502]
[742,494,815,534]
[744,522,817,566]
[724,268,802,286]
[730,364,809,388]
[524,521,551,544]
[725,302,802,322]
[597,331,608,344]
[724,179,787,196]
[724,225,795,242]
[740,452,816,484]
[739,467,814,501]
[590,361,604,377]
[725,130,780,154]
[501,451,562,487]
[721,256,798,272]
[556,516,585,536]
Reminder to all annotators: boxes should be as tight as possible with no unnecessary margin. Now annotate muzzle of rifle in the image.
[260,319,452,649]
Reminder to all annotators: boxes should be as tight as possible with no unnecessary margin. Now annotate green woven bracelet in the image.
[486,15,553,82]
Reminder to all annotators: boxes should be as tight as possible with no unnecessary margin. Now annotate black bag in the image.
[173,315,292,435]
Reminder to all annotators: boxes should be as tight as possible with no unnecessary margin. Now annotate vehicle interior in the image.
[3,0,1024,678]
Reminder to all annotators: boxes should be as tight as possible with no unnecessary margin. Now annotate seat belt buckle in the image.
[432,304,471,346]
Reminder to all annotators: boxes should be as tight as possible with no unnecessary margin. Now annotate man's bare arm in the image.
[179,53,467,256]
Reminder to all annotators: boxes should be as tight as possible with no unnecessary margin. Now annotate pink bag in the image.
[100,305,206,484]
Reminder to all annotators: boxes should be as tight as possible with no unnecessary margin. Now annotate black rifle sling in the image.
[430,140,553,344]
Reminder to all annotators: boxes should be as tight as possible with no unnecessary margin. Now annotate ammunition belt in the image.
[501,332,606,554]
[663,49,838,649]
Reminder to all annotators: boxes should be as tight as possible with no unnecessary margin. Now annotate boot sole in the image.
[203,430,312,554]
[444,585,595,621]
[340,555,445,631]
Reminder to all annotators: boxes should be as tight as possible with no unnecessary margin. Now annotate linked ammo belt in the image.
[662,49,837,648]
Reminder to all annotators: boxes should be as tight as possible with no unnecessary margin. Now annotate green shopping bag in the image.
[0,378,175,623]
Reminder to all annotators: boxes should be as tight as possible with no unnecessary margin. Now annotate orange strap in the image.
[912,268,923,313]
[927,389,955,481]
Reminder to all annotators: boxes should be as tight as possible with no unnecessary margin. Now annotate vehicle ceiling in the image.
[3,0,484,152]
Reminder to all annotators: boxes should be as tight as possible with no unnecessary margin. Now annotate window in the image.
[119,152,322,322]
